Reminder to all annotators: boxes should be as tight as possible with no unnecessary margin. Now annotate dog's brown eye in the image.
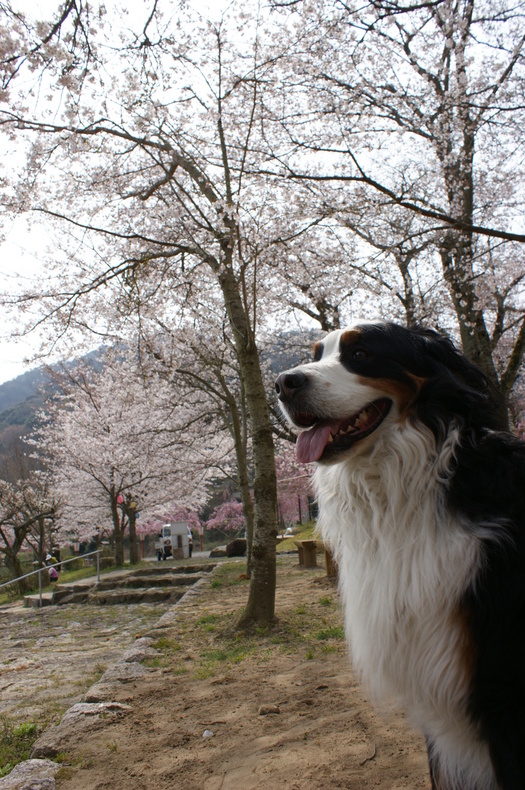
[353,349,367,360]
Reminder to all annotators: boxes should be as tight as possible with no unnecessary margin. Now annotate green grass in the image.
[151,635,182,652]
[316,625,345,641]
[149,560,345,680]
[277,521,318,552]
[206,562,250,591]
[0,717,41,776]
[193,635,256,679]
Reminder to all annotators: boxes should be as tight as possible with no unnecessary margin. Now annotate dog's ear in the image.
[413,327,507,434]
[416,328,486,387]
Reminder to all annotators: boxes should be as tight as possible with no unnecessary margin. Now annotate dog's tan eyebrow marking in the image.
[313,342,324,361]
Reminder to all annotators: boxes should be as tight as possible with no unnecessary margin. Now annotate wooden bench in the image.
[293,539,318,568]
[294,539,338,578]
[315,540,337,579]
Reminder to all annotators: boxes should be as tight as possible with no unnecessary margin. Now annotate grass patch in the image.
[151,636,182,652]
[152,602,256,680]
[194,638,256,679]
[277,522,317,552]
[144,635,184,670]
[0,717,41,776]
[196,613,222,632]
[207,562,250,591]
[149,558,344,682]
[316,625,345,641]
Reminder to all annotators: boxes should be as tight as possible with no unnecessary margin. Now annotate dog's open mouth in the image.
[294,398,392,463]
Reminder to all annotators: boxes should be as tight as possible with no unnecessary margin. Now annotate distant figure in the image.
[188,529,193,558]
[51,547,61,571]
[46,553,59,582]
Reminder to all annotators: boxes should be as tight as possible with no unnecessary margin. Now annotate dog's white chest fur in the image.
[314,425,496,788]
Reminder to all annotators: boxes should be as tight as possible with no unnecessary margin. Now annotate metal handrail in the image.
[0,549,102,608]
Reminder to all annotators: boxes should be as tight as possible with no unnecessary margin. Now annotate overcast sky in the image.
[0,217,48,384]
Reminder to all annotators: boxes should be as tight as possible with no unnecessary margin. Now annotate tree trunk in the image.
[218,265,278,626]
[111,493,125,566]
[128,508,139,565]
[4,549,30,595]
[237,348,277,625]
[436,107,510,427]
[227,391,255,577]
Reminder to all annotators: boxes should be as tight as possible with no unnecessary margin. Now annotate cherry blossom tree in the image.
[206,498,246,539]
[134,312,256,569]
[4,0,525,624]
[274,442,312,528]
[268,0,525,415]
[35,353,210,565]
[0,0,94,101]
[0,0,303,624]
[0,471,55,592]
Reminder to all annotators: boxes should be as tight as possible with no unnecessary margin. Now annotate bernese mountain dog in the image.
[275,321,525,790]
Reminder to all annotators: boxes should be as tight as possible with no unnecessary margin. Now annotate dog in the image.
[275,321,525,790]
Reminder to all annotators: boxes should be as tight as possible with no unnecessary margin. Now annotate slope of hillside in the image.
[0,349,105,457]
[0,367,51,418]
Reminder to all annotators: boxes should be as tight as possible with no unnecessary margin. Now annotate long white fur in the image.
[286,330,499,789]
[315,427,495,789]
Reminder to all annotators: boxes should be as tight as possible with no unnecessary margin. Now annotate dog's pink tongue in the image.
[296,424,335,463]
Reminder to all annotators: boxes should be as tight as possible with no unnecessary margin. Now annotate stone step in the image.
[54,582,94,594]
[52,590,91,605]
[131,563,215,576]
[23,593,54,608]
[87,587,188,605]
[24,563,215,607]
[93,573,201,591]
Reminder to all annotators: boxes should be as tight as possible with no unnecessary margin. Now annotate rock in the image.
[121,638,157,663]
[80,641,155,702]
[81,682,119,703]
[209,546,227,558]
[31,703,132,759]
[99,661,148,683]
[258,704,280,716]
[61,702,132,725]
[154,611,180,627]
[226,538,247,558]
[0,759,60,789]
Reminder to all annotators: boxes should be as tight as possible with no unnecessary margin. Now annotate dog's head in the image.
[275,321,504,464]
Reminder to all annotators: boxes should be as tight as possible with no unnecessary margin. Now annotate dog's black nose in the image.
[275,371,308,402]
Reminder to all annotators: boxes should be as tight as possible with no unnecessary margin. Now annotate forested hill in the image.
[0,367,51,422]
[0,367,52,436]
[0,349,105,452]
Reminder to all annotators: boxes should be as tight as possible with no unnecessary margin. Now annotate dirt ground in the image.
[53,556,430,790]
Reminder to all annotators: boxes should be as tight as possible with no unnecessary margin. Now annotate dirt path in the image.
[48,556,430,789]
